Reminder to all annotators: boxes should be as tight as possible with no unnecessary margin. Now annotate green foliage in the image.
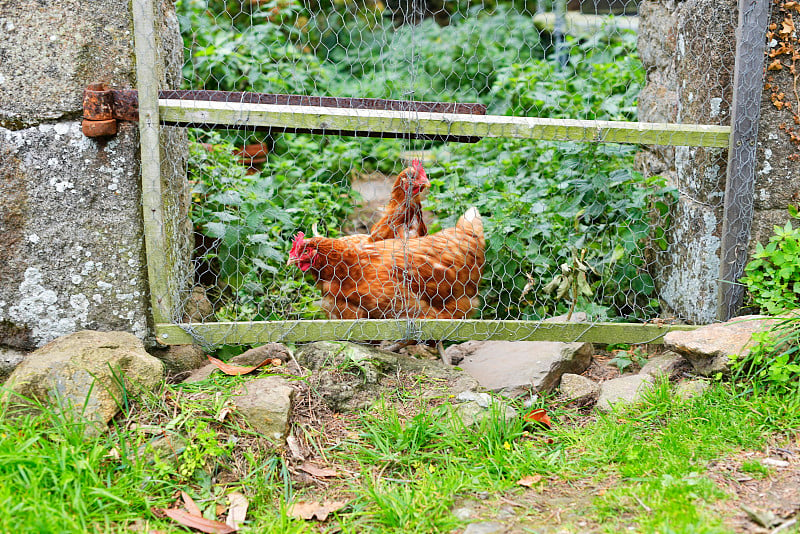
[178,0,328,95]
[188,131,359,320]
[740,206,800,314]
[319,7,544,103]
[609,345,648,373]
[731,316,800,390]
[428,141,675,319]
[491,31,643,119]
[179,0,669,322]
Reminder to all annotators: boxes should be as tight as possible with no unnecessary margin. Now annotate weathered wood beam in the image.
[158,99,731,147]
[132,0,174,325]
[155,320,699,346]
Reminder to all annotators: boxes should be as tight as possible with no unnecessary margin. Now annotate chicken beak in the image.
[287,256,298,266]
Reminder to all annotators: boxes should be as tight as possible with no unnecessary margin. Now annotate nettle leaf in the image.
[204,221,229,239]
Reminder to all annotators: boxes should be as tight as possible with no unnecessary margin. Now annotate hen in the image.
[339,159,430,245]
[369,159,430,241]
[287,207,485,320]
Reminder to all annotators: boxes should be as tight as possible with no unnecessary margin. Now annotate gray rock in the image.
[559,373,600,403]
[295,342,479,412]
[445,340,593,397]
[452,506,476,521]
[596,374,655,413]
[183,363,218,383]
[149,344,208,375]
[0,0,182,127]
[674,379,710,400]
[0,1,189,350]
[0,346,26,383]
[232,343,291,366]
[233,377,295,442]
[453,399,518,428]
[456,390,493,407]
[2,330,164,431]
[636,0,738,323]
[639,351,685,378]
[464,521,505,534]
[663,315,778,375]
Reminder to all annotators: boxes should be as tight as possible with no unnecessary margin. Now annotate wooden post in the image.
[132,0,174,326]
[718,0,770,321]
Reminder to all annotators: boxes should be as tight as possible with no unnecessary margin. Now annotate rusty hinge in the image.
[81,83,487,142]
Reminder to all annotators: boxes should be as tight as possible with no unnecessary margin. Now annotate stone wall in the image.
[0,0,189,351]
[637,0,799,323]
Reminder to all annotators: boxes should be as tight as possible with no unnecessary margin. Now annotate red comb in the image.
[290,232,305,257]
[412,159,429,185]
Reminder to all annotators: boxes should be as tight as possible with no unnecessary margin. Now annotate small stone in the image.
[596,374,655,412]
[452,506,475,521]
[456,390,492,407]
[149,344,208,375]
[639,351,685,378]
[464,521,505,534]
[232,343,291,366]
[453,399,518,427]
[674,379,710,400]
[761,458,790,468]
[233,377,295,442]
[559,373,600,402]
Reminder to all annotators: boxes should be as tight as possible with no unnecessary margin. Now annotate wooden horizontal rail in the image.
[155,320,699,346]
[158,99,731,147]
[97,89,484,142]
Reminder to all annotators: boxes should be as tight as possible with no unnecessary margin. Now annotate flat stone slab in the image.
[445,340,593,397]
[663,315,779,375]
[596,374,655,413]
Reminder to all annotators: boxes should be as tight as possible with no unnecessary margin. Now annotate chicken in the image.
[338,159,430,246]
[287,207,485,320]
[369,159,430,241]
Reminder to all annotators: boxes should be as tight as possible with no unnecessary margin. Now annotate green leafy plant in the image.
[740,206,800,314]
[731,316,800,389]
[609,346,648,373]
[188,131,360,320]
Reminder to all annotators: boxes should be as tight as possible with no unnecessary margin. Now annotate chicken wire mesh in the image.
[136,0,769,346]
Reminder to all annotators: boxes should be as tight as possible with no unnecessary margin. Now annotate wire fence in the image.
[133,0,769,347]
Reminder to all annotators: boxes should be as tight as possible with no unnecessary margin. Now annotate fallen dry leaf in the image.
[207,355,272,376]
[289,500,348,521]
[181,491,203,518]
[286,435,305,461]
[161,509,236,534]
[517,474,543,487]
[226,492,249,530]
[298,463,339,478]
[523,408,552,428]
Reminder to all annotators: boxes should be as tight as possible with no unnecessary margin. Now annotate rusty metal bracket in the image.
[82,83,117,137]
[81,83,487,142]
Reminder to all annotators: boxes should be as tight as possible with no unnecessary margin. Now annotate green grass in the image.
[1,375,798,533]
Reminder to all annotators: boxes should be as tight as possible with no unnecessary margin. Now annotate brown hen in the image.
[287,207,485,320]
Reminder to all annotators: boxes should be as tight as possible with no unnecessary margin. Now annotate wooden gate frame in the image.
[132,0,768,346]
